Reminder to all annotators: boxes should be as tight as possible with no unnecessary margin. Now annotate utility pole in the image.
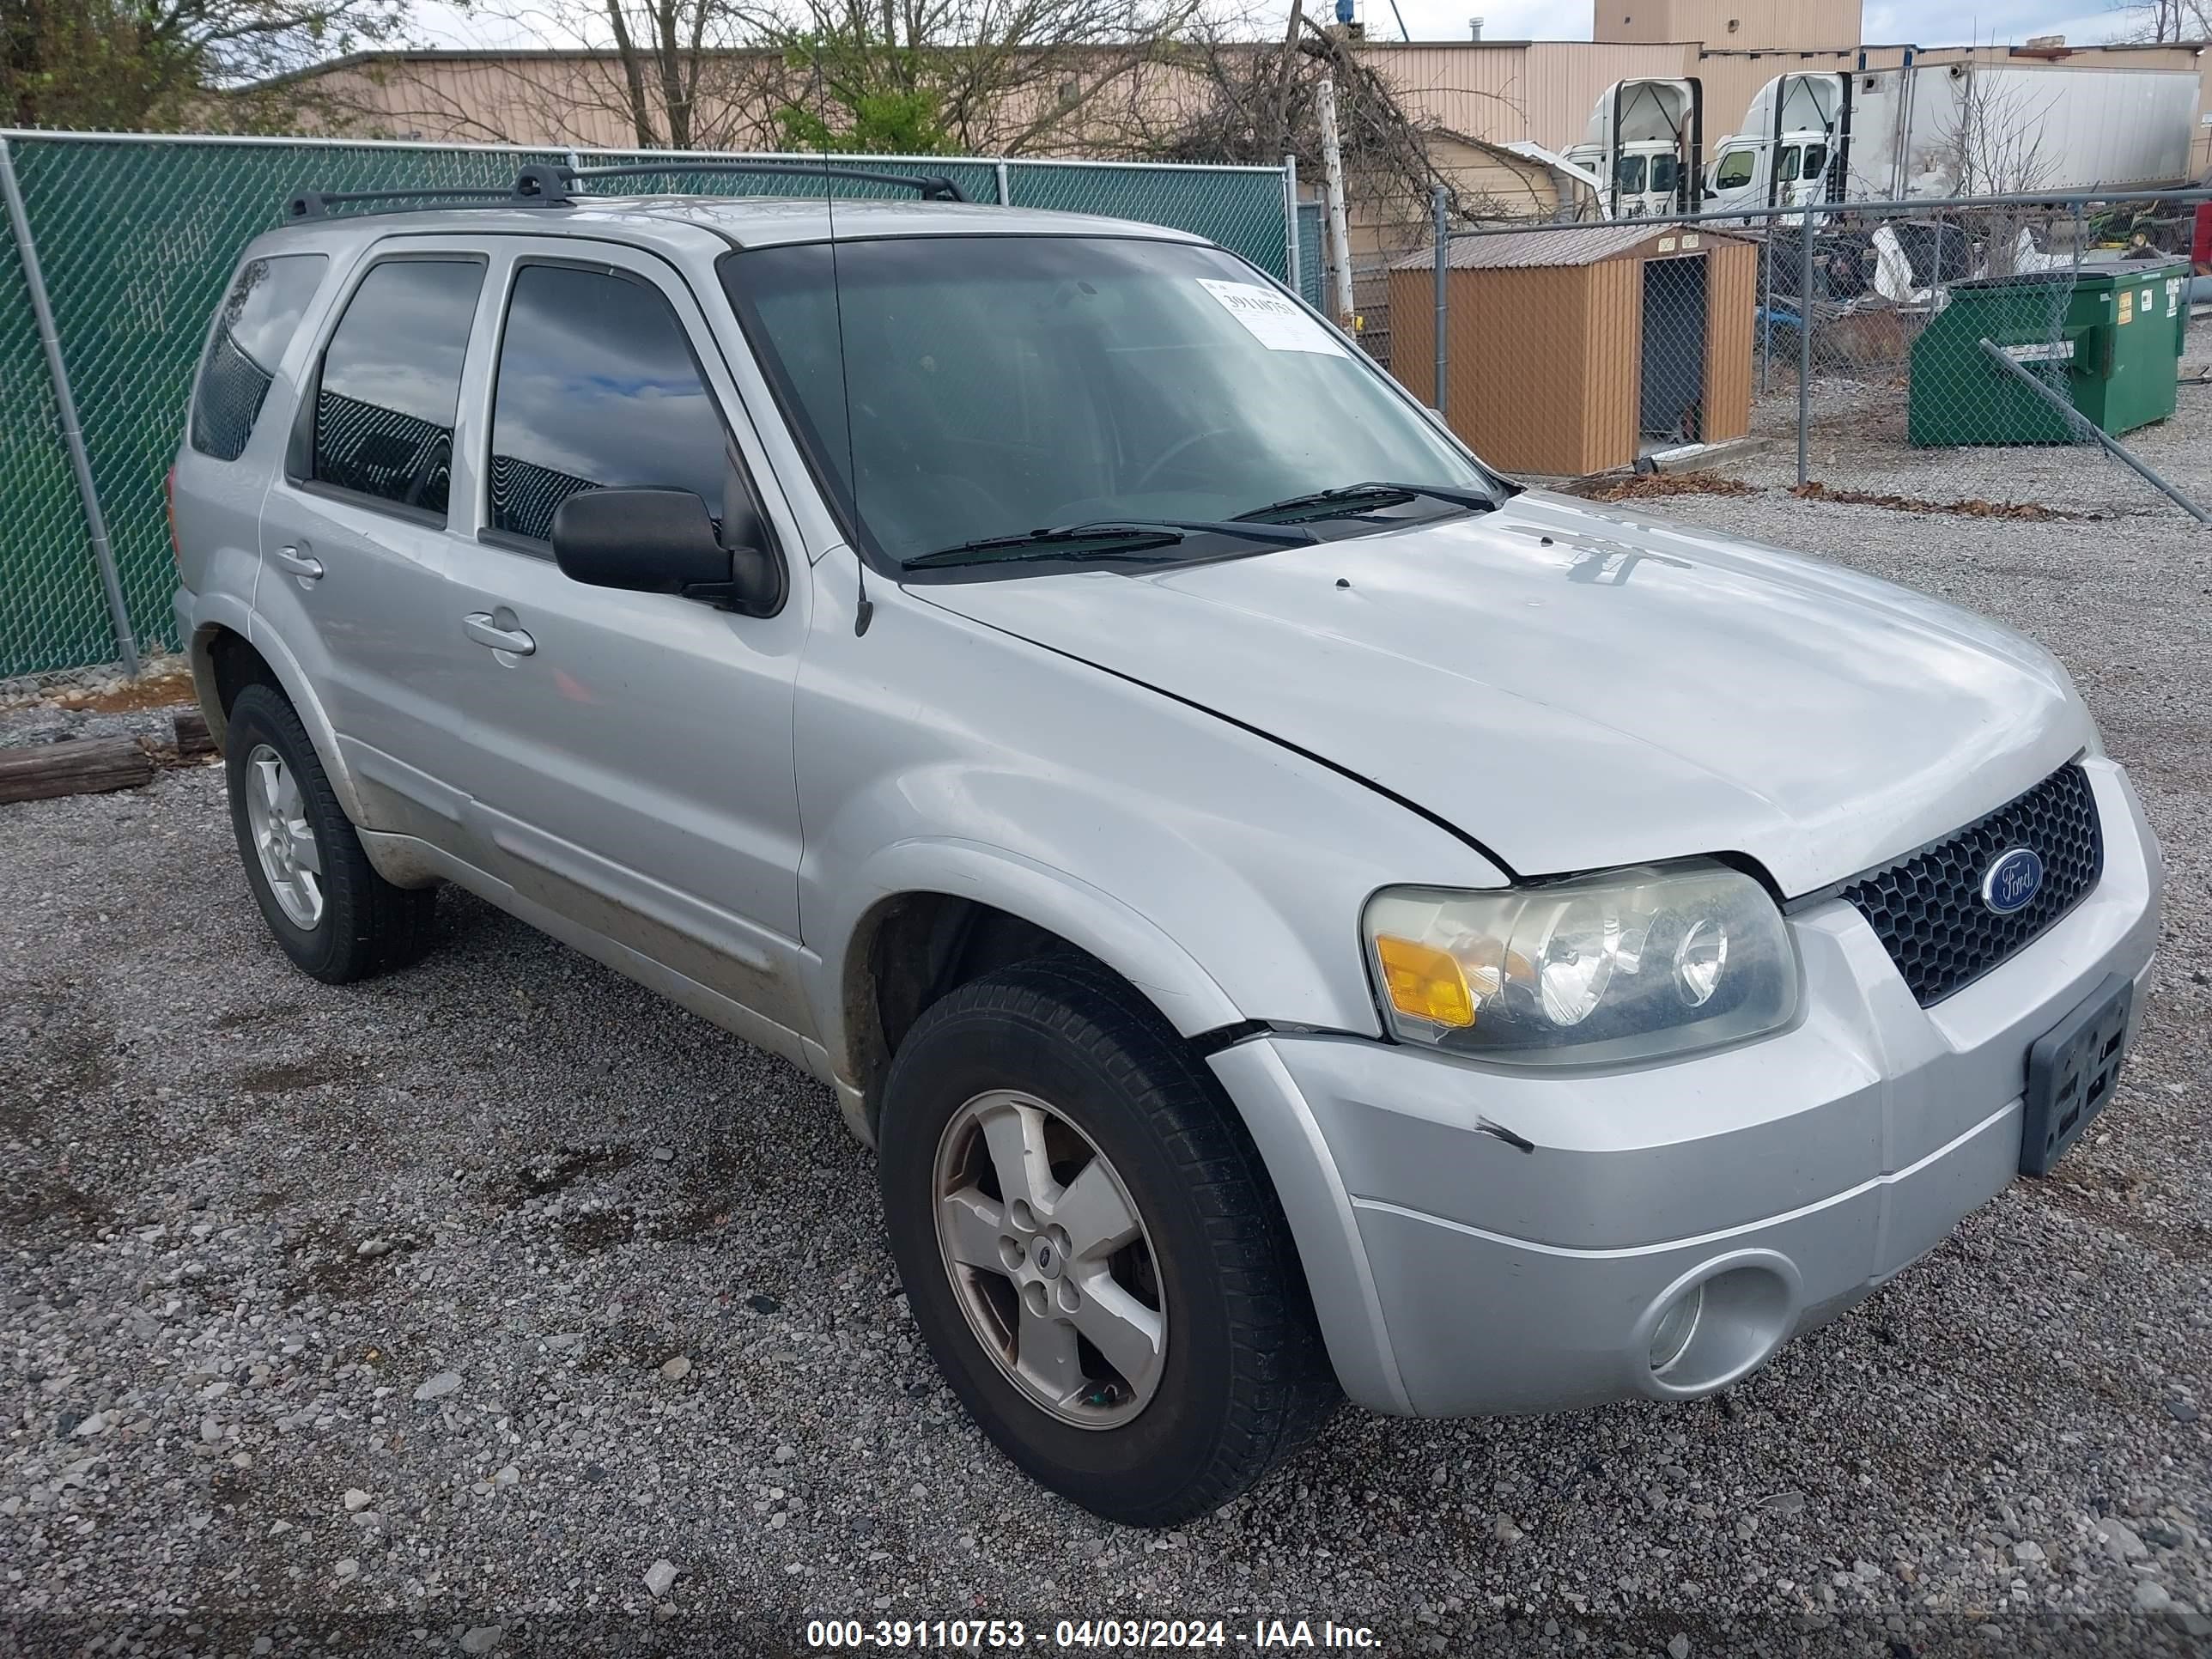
[1316,76,1355,330]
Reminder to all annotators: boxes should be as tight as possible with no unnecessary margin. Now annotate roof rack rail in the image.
[538,159,970,204]
[283,177,565,222]
[281,157,970,223]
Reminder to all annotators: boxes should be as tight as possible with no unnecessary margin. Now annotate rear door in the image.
[256,246,491,847]
[172,250,329,612]
[438,240,814,1035]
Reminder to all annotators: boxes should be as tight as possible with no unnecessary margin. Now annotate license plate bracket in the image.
[2020,973,2131,1177]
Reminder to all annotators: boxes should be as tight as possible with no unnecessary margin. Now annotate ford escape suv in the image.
[170,163,2163,1527]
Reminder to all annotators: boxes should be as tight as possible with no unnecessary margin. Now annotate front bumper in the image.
[1210,758,2163,1417]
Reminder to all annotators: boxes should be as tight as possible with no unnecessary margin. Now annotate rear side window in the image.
[191,254,326,462]
[311,258,483,515]
[487,264,730,544]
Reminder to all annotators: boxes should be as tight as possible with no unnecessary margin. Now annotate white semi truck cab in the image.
[1563,79,1705,219]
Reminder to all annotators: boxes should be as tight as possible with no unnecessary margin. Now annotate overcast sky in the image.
[408,1,2150,53]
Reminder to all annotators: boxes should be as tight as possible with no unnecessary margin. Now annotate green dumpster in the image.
[1908,261,2190,447]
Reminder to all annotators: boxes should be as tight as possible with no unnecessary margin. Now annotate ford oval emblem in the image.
[1980,847,2044,915]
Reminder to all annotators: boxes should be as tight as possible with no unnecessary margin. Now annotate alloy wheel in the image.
[243,742,324,929]
[931,1089,1167,1428]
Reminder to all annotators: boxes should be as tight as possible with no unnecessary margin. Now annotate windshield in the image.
[721,235,1490,567]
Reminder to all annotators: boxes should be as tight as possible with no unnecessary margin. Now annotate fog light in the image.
[1649,1283,1705,1375]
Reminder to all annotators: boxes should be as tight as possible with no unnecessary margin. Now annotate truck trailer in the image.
[1705,61,2202,214]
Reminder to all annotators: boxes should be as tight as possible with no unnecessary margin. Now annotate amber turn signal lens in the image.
[1376,934,1475,1029]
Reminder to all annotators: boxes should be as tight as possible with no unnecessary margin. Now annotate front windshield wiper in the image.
[1234,481,1504,525]
[904,518,1316,570]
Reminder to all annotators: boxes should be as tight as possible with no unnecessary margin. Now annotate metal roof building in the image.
[1389,222,1760,477]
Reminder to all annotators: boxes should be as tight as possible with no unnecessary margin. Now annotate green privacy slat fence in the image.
[0,133,1295,681]
[1006,161,1292,282]
[0,136,568,680]
[0,204,105,680]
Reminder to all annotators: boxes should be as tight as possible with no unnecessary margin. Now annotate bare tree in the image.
[755,0,1203,155]
[313,5,794,150]
[3,0,408,131]
[2105,0,2212,40]
[323,0,1206,155]
[1100,20,1509,228]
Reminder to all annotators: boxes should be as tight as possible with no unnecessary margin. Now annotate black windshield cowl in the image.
[904,519,1317,571]
[1235,481,1507,526]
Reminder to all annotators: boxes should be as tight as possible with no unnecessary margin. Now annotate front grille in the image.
[1838,763,2102,1006]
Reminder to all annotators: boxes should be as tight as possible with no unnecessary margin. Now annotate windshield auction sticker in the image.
[1195,279,1346,356]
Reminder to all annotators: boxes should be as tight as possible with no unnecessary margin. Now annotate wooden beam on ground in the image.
[173,710,215,757]
[0,736,154,805]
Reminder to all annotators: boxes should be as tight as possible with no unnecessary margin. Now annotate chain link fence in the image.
[0,131,1300,687]
[1389,191,2211,522]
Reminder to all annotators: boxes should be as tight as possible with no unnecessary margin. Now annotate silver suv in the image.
[171,165,2163,1526]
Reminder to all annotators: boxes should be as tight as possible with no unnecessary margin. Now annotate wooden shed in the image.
[1387,224,1759,477]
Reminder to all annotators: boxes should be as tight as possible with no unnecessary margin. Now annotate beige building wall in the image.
[291,34,2212,181]
[1594,0,1862,52]
[1368,40,1698,150]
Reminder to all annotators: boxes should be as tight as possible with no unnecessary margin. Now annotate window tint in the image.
[1649,155,1680,195]
[312,258,483,514]
[191,254,326,462]
[1714,149,1756,190]
[1613,155,1646,194]
[1802,143,1828,181]
[488,264,730,545]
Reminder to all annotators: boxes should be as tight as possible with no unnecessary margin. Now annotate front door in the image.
[440,241,814,1037]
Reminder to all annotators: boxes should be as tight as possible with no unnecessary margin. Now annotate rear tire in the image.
[224,684,436,984]
[878,956,1337,1525]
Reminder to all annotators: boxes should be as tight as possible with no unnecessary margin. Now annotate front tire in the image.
[224,684,437,984]
[878,957,1337,1525]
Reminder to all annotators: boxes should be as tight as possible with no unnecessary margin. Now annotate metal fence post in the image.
[1759,216,1774,393]
[995,159,1012,207]
[1431,185,1448,416]
[1797,198,1815,488]
[0,137,140,678]
[1281,155,1300,295]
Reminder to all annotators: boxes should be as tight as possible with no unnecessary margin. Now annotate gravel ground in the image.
[1729,307,2212,522]
[3,491,2209,1659]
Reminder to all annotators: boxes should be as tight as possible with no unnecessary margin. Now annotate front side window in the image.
[1778,144,1804,184]
[1714,149,1756,190]
[1614,155,1647,194]
[311,258,483,515]
[487,264,730,545]
[724,236,1490,569]
[191,253,326,462]
[1801,143,1829,181]
[1648,155,1680,196]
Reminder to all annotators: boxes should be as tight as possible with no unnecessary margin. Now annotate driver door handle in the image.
[274,545,323,580]
[463,611,536,656]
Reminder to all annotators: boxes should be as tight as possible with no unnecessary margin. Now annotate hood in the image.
[906,491,2092,898]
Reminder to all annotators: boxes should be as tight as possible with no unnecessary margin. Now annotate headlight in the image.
[1363,860,1798,1066]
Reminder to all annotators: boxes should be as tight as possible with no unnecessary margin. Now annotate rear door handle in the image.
[274,545,323,580]
[463,611,536,656]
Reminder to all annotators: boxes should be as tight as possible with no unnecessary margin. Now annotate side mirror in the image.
[550,487,783,616]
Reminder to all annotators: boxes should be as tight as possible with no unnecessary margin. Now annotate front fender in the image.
[804,836,1247,1074]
